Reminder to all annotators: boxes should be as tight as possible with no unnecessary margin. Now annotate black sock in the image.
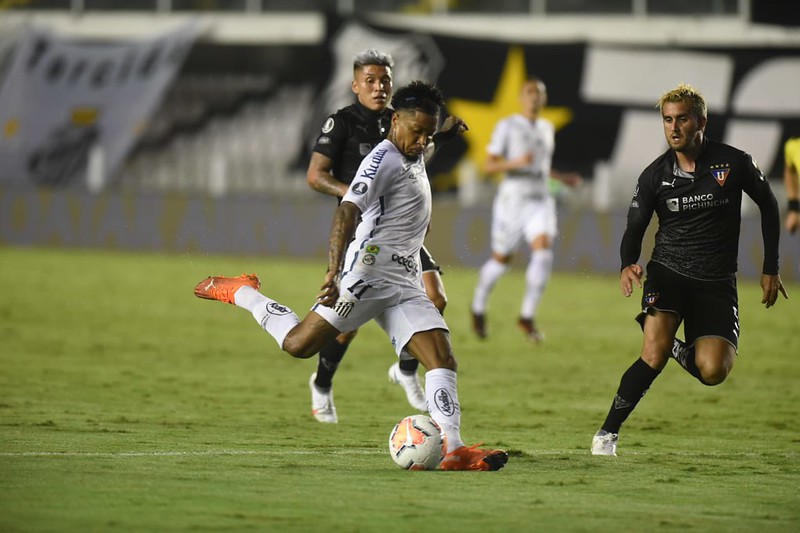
[314,340,348,390]
[671,338,708,384]
[399,358,419,374]
[601,358,660,434]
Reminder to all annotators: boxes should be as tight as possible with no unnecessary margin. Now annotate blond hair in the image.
[657,83,707,119]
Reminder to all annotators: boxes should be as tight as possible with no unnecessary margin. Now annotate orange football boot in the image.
[439,443,508,471]
[194,274,261,304]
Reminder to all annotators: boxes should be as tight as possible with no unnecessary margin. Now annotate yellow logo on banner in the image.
[448,46,573,183]
[71,107,100,126]
[3,118,19,138]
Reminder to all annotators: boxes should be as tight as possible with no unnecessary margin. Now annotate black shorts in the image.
[636,261,739,349]
[420,245,443,275]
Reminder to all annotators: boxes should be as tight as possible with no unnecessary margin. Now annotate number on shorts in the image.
[347,279,372,300]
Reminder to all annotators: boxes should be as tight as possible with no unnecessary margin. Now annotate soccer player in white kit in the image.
[194,81,508,471]
[470,77,580,342]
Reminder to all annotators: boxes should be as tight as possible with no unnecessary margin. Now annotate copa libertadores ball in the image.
[388,414,447,470]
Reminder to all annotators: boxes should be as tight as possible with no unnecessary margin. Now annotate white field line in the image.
[0,449,796,458]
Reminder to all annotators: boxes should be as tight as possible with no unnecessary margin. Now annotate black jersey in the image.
[621,137,780,280]
[311,101,393,187]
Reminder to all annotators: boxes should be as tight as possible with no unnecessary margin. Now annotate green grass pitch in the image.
[1,246,798,531]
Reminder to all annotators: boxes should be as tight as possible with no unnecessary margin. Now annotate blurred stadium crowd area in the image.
[1,1,798,204]
[1,0,798,278]
[0,0,752,16]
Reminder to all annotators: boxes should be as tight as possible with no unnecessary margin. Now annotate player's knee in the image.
[281,335,316,359]
[698,365,730,386]
[337,329,358,344]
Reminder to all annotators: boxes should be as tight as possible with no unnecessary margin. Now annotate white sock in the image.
[471,258,507,314]
[521,249,552,319]
[425,368,464,452]
[234,286,300,349]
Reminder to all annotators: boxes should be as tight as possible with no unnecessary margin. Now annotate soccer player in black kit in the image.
[591,83,788,456]
[305,49,450,423]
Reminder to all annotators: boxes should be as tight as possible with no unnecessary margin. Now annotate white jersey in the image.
[487,114,555,200]
[340,139,431,285]
[314,138,446,354]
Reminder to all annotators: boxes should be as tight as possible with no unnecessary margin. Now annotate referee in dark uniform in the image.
[592,83,788,456]
[305,49,448,423]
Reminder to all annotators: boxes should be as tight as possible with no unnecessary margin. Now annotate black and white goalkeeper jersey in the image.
[621,137,780,280]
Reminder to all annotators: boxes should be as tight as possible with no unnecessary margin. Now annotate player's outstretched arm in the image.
[620,264,643,298]
[307,152,349,198]
[760,273,788,308]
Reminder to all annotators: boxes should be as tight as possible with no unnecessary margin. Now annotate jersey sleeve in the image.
[620,170,656,269]
[341,146,398,213]
[741,153,780,275]
[311,112,348,160]
[486,119,508,157]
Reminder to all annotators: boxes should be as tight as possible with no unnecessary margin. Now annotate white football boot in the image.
[591,429,618,456]
[388,362,427,412]
[309,373,338,423]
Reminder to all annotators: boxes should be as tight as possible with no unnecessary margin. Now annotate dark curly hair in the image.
[391,80,445,116]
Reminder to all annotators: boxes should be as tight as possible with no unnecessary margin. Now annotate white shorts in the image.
[312,270,448,356]
[491,194,557,256]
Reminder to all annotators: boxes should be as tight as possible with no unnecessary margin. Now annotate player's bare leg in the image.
[404,329,508,471]
[194,274,340,358]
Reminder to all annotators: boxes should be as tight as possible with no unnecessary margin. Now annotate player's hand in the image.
[317,271,340,307]
[559,172,583,188]
[785,211,800,235]
[440,115,468,135]
[760,273,788,308]
[620,264,643,297]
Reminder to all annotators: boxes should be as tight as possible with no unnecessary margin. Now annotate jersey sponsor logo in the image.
[352,182,368,195]
[667,198,680,212]
[358,147,388,180]
[434,388,456,417]
[321,117,334,134]
[392,253,418,275]
[667,193,730,212]
[710,164,730,187]
[267,302,291,316]
[333,300,354,318]
[362,253,376,265]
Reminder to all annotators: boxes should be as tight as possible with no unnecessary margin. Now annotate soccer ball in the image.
[388,414,447,470]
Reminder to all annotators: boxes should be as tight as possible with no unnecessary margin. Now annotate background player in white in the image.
[470,77,580,342]
[194,81,508,471]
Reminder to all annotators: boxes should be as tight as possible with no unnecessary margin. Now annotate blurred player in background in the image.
[470,77,581,343]
[783,135,800,234]
[305,49,449,423]
[195,81,507,470]
[591,83,787,456]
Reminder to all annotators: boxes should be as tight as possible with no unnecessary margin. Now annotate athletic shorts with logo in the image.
[636,260,739,350]
[312,267,448,357]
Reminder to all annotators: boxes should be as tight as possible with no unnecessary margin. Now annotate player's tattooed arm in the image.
[319,201,361,307]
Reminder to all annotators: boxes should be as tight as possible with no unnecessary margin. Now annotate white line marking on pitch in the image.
[0,449,795,458]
